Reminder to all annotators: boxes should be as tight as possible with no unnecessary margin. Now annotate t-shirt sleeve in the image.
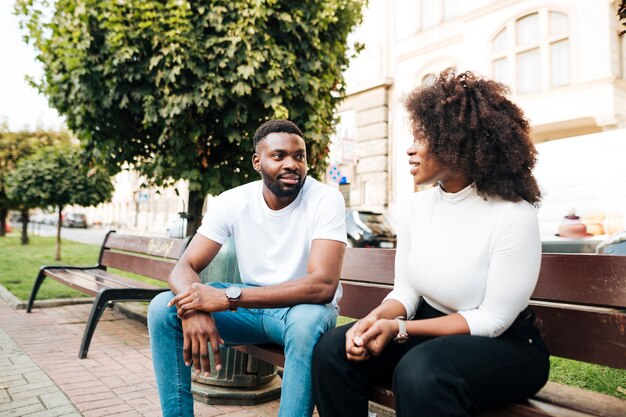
[312,187,347,244]
[383,197,422,318]
[458,204,541,338]
[196,192,232,245]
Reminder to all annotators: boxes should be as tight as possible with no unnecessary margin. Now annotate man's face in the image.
[253,132,308,199]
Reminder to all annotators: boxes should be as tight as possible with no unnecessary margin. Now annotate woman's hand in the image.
[345,315,378,361]
[359,318,398,357]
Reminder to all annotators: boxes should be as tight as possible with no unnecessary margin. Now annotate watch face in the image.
[394,334,409,344]
[225,286,241,299]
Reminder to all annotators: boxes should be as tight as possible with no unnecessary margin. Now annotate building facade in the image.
[337,0,626,234]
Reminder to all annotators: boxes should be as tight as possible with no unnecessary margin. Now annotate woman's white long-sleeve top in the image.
[384,183,541,338]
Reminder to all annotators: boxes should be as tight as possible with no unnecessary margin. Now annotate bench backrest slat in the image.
[533,254,626,308]
[341,248,395,284]
[103,233,188,260]
[530,303,626,370]
[95,232,188,282]
[100,251,178,281]
[338,282,392,319]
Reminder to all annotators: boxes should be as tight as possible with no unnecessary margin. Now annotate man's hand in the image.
[181,310,224,376]
[168,282,229,317]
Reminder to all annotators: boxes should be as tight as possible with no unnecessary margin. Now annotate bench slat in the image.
[100,251,177,281]
[43,268,104,296]
[529,382,626,417]
[44,268,161,297]
[533,254,626,308]
[104,233,187,260]
[341,248,395,284]
[232,344,286,368]
[370,381,626,417]
[86,269,162,290]
[531,302,626,370]
[338,282,392,319]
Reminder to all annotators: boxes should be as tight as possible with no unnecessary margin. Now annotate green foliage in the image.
[0,128,72,208]
[16,0,365,198]
[6,145,114,210]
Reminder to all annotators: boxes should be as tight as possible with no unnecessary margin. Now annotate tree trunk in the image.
[0,206,7,237]
[185,190,206,238]
[20,207,29,245]
[55,206,63,261]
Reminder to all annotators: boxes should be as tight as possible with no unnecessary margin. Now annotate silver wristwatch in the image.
[393,317,409,343]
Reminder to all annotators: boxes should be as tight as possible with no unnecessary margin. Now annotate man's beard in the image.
[260,169,305,198]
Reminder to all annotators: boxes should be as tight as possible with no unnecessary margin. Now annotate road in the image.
[27,223,111,246]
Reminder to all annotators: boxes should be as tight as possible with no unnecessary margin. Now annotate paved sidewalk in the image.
[0,297,282,416]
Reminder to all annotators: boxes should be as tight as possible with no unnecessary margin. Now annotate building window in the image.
[420,0,463,30]
[421,73,437,85]
[491,10,570,94]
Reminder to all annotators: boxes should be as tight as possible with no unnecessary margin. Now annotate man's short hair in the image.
[253,119,304,150]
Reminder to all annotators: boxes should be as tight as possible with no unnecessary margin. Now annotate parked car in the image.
[541,231,626,254]
[345,209,396,248]
[43,213,58,225]
[62,213,88,228]
[595,231,626,255]
[30,213,46,224]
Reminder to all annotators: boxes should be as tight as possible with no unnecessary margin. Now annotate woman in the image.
[312,71,550,417]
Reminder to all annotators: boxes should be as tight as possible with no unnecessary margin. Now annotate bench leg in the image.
[26,269,47,313]
[79,289,115,359]
[78,288,168,359]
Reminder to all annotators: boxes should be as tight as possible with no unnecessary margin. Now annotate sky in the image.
[0,2,65,131]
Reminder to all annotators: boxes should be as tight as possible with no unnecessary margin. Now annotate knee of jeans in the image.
[148,291,176,329]
[288,305,335,336]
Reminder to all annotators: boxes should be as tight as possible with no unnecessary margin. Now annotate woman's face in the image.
[407,127,470,193]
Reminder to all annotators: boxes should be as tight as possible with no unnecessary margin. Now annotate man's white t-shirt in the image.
[197,177,347,303]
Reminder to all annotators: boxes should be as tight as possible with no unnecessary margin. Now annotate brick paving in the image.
[0,297,282,416]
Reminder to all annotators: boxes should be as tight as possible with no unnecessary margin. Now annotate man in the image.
[148,119,347,417]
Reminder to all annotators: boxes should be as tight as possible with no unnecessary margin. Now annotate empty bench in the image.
[234,248,626,417]
[26,231,189,358]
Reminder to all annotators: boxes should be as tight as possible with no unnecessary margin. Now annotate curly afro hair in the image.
[404,70,541,206]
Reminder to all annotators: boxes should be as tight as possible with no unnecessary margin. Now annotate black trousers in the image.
[312,302,550,417]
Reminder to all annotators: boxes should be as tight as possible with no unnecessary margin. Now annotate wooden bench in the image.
[26,231,189,359]
[234,248,626,417]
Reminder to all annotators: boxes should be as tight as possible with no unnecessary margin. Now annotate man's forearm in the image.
[236,275,338,309]
[168,262,202,295]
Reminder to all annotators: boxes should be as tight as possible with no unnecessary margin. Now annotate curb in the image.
[0,283,148,323]
[0,284,94,309]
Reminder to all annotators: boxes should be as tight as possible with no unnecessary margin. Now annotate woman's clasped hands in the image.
[345,315,400,361]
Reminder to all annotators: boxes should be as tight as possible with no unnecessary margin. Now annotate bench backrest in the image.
[338,249,626,371]
[98,231,189,281]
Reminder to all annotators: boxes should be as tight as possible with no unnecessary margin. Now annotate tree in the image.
[0,126,72,239]
[16,0,365,235]
[6,146,114,259]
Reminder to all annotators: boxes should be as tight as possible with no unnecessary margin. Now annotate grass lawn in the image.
[0,233,167,301]
[0,233,624,399]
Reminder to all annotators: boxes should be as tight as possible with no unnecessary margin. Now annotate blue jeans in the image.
[148,282,337,417]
